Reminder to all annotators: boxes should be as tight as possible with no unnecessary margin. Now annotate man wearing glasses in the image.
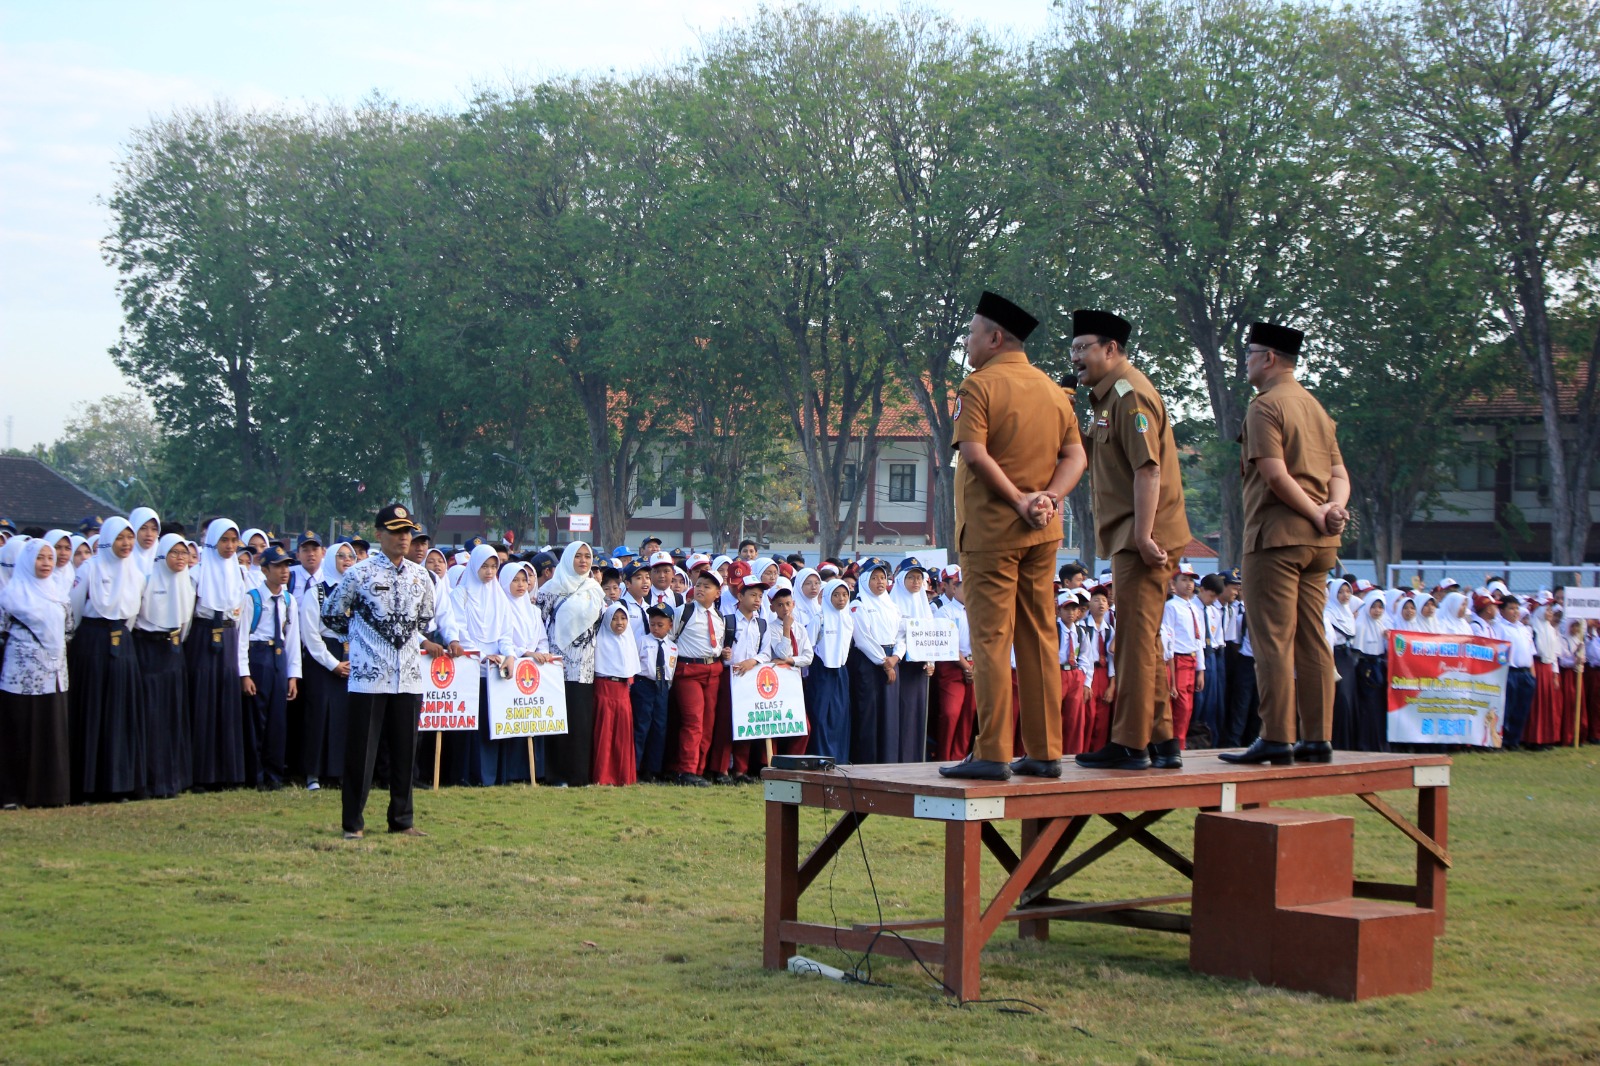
[1219,323,1349,765]
[1071,309,1192,771]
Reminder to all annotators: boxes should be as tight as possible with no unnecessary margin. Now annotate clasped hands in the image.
[1315,502,1349,537]
[1014,491,1059,531]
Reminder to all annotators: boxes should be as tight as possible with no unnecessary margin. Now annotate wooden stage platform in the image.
[761,751,1451,1001]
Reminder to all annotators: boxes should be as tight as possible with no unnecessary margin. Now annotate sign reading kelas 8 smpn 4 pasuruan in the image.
[731,664,807,740]
[486,657,568,738]
[1386,630,1510,747]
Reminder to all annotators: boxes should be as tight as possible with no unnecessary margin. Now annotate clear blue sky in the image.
[0,0,1056,450]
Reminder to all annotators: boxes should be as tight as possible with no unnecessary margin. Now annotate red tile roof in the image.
[1461,353,1590,419]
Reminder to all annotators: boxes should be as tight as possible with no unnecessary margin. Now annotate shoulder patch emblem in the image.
[954,395,963,420]
[1114,379,1133,398]
[1133,412,1150,433]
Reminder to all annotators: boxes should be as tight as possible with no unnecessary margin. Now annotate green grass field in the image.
[3,748,1598,1065]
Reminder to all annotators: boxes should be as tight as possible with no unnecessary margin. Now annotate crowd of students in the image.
[1,511,1596,809]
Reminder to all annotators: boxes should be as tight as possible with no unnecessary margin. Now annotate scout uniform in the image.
[950,292,1080,768]
[1230,323,1344,751]
[1078,309,1191,762]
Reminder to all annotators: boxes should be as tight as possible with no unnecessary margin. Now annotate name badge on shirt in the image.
[374,584,391,592]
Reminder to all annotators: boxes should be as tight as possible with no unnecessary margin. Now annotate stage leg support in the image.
[764,799,799,969]
[943,820,983,1000]
[1417,786,1448,935]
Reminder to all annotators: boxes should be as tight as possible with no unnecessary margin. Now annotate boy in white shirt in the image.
[764,588,815,756]
[240,546,302,790]
[633,605,677,781]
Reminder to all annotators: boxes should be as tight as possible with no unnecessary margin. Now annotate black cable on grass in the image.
[812,765,1048,1017]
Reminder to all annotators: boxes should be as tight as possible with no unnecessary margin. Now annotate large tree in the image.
[1375,0,1600,568]
[1038,0,1355,567]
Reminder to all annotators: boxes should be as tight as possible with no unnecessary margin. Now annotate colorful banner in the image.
[419,651,480,731]
[904,619,961,662]
[730,663,807,740]
[486,657,568,738]
[1386,630,1510,747]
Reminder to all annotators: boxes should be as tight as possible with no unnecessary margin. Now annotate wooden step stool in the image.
[1190,808,1434,1000]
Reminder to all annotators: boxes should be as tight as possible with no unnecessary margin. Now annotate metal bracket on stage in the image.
[764,780,803,804]
[914,795,1006,821]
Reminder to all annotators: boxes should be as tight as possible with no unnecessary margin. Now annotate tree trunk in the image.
[928,442,954,551]
[1068,479,1096,575]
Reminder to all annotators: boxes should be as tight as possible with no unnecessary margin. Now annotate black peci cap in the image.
[375,503,421,533]
[1246,321,1304,358]
[1071,309,1132,346]
[975,291,1039,341]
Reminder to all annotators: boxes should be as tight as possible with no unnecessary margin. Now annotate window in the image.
[840,463,859,503]
[642,460,676,508]
[1453,455,1494,492]
[1513,439,1545,492]
[888,463,917,503]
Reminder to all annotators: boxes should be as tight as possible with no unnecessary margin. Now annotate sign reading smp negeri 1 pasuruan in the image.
[486,657,568,738]
[419,650,480,731]
[1386,630,1510,747]
[731,664,807,740]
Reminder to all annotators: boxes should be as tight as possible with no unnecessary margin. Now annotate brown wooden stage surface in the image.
[761,751,1451,1001]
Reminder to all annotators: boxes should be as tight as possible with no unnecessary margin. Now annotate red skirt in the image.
[1060,668,1088,754]
[931,661,975,762]
[590,678,637,785]
[1527,662,1560,746]
[1557,667,1579,746]
[1088,663,1113,751]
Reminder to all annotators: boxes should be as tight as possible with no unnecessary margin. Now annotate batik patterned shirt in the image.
[322,553,435,694]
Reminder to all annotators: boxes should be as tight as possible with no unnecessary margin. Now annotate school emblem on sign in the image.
[1133,412,1150,433]
[515,658,541,695]
[431,654,455,687]
[756,665,780,699]
[1394,635,1407,655]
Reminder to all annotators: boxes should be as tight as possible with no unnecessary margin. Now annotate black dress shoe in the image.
[937,756,1012,780]
[1293,740,1333,763]
[1008,756,1062,778]
[1148,738,1183,769]
[1218,739,1294,765]
[707,772,733,785]
[674,772,709,787]
[1074,743,1151,770]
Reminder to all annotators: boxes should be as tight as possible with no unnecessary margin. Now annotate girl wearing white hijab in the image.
[792,568,823,638]
[0,533,30,590]
[237,528,269,591]
[847,560,904,764]
[1350,590,1391,752]
[134,533,195,797]
[187,519,248,789]
[806,577,855,762]
[536,541,605,787]
[66,516,147,799]
[494,560,551,789]
[298,540,358,791]
[1324,578,1359,751]
[1435,592,1471,636]
[128,506,161,576]
[41,530,75,597]
[889,565,936,763]
[448,545,516,787]
[591,601,640,786]
[0,539,73,807]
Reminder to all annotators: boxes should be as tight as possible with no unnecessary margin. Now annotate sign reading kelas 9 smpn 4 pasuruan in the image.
[1386,630,1510,747]
[419,650,480,731]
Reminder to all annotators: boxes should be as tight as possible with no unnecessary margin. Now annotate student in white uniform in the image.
[238,545,302,789]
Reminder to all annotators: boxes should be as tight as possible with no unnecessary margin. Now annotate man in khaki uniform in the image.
[1221,322,1349,765]
[940,292,1086,780]
[1071,309,1192,771]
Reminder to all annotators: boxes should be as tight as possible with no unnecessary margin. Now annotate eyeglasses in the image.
[1069,340,1103,356]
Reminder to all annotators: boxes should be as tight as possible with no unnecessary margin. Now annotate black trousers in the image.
[342,691,421,833]
[1221,644,1260,748]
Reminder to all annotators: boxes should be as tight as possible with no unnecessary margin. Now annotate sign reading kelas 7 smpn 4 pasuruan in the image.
[1387,630,1510,747]
[731,664,807,740]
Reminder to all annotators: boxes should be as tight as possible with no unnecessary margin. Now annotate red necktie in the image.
[790,628,798,656]
[1190,604,1200,639]
[707,608,714,650]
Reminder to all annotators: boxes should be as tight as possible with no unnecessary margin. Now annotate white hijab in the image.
[75,515,145,622]
[890,569,933,623]
[498,562,548,654]
[317,542,356,587]
[128,506,161,576]
[594,601,640,678]
[0,539,68,658]
[1353,590,1391,653]
[138,533,196,631]
[451,545,511,651]
[196,518,247,615]
[42,529,75,597]
[852,567,902,645]
[0,534,28,590]
[1323,578,1356,640]
[1435,592,1471,635]
[540,541,605,649]
[815,577,855,668]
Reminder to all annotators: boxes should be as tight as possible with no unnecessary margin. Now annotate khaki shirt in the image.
[1240,376,1343,551]
[952,351,1080,553]
[1086,361,1191,557]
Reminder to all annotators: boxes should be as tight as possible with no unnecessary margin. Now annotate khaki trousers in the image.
[1109,551,1176,749]
[1242,544,1338,743]
[964,541,1061,762]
